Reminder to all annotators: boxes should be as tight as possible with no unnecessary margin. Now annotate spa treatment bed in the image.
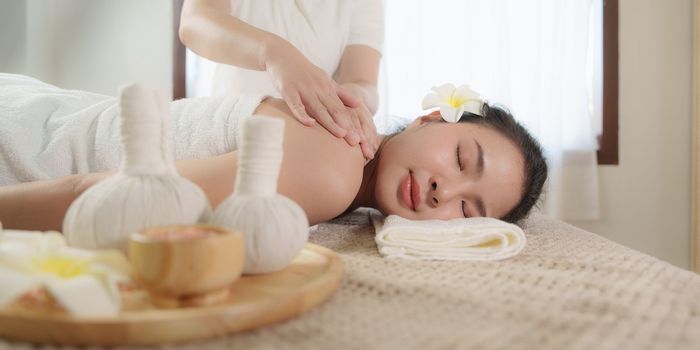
[2,209,698,350]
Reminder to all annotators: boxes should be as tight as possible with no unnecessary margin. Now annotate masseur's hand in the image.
[265,38,367,148]
[344,100,379,160]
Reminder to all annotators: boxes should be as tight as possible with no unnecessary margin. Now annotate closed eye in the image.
[456,145,463,170]
[457,146,468,217]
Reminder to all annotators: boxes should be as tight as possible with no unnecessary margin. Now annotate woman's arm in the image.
[0,173,106,231]
[0,158,235,232]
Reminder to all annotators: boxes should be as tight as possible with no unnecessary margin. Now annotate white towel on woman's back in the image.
[0,73,264,185]
[371,213,526,261]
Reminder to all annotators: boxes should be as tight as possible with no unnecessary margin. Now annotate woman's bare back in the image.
[176,97,367,225]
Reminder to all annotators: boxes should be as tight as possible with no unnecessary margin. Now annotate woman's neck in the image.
[350,135,391,211]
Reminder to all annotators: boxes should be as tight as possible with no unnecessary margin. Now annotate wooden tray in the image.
[0,243,342,346]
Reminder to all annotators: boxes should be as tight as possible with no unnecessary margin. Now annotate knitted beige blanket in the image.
[2,210,699,349]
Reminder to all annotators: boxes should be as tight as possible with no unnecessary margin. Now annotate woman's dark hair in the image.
[458,104,547,223]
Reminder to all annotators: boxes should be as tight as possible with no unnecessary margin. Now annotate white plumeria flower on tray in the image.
[421,83,484,122]
[0,230,132,317]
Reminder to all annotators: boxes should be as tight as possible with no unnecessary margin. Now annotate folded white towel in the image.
[371,213,526,261]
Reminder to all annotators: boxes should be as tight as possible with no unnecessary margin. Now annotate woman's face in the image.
[374,113,525,220]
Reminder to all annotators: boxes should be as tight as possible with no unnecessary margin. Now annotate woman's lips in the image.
[400,172,414,210]
[400,171,421,211]
[410,172,421,210]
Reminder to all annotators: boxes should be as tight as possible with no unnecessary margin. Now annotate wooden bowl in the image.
[128,224,245,306]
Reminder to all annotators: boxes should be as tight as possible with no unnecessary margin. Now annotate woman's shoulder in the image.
[255,98,366,225]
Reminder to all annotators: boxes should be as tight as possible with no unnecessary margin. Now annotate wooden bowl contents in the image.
[128,224,245,307]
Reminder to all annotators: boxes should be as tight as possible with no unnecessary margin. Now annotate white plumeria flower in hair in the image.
[0,230,132,317]
[421,83,484,123]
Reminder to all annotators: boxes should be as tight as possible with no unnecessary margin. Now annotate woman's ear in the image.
[407,110,443,129]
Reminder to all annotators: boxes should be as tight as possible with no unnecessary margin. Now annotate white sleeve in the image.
[347,0,385,55]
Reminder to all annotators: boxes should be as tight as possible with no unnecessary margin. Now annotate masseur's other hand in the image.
[265,39,366,147]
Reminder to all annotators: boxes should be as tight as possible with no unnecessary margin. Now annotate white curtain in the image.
[377,0,600,220]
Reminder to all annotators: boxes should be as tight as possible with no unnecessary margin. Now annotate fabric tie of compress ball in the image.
[370,213,526,261]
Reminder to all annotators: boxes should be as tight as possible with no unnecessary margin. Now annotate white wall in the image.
[0,0,173,96]
[0,0,26,74]
[570,0,693,269]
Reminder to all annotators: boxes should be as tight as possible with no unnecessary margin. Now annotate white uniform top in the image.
[212,0,384,97]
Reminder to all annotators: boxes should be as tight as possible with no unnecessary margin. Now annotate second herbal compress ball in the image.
[211,115,309,274]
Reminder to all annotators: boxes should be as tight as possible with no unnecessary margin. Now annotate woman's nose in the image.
[429,177,462,207]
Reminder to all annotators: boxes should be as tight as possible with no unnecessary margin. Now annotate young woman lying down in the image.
[0,74,547,230]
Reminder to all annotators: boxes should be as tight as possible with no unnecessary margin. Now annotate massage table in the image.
[1,209,698,349]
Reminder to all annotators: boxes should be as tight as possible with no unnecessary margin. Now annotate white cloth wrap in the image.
[0,73,264,185]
